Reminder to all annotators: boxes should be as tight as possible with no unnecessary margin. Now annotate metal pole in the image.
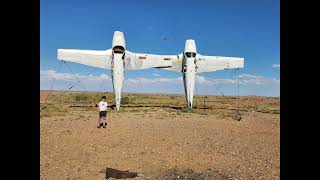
[237,68,240,111]
[254,95,257,111]
[196,96,197,109]
[204,98,206,114]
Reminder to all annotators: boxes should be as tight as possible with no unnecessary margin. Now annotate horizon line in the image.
[40,89,280,98]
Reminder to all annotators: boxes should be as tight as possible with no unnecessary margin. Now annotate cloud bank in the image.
[40,70,280,96]
[272,64,280,68]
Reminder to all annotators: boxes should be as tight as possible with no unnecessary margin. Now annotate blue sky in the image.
[40,0,280,96]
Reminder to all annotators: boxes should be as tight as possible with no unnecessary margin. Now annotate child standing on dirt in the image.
[97,96,108,128]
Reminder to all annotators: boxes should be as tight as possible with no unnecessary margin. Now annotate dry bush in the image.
[40,91,280,117]
[75,94,88,101]
[40,104,67,117]
[121,97,130,104]
[216,110,237,119]
[181,107,193,113]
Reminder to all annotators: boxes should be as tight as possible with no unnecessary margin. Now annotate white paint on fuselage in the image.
[111,53,125,111]
[110,31,126,112]
[182,55,196,109]
[182,39,197,109]
[112,31,126,48]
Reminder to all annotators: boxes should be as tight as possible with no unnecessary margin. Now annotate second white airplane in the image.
[57,31,244,111]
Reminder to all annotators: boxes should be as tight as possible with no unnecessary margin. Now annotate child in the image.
[98,96,108,128]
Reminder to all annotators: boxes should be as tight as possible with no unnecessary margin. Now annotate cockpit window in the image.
[113,46,125,54]
[185,52,196,58]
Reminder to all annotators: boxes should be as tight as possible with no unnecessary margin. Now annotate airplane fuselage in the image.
[182,55,196,108]
[111,31,126,111]
[111,53,125,111]
[182,40,198,109]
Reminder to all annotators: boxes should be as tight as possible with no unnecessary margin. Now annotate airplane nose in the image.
[185,73,195,109]
[187,94,193,108]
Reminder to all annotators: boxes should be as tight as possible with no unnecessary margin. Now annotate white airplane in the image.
[158,39,244,108]
[57,31,244,111]
[57,31,173,111]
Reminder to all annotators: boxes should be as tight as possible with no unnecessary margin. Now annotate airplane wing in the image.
[124,51,178,70]
[155,60,183,72]
[196,55,244,73]
[153,53,183,72]
[57,49,113,69]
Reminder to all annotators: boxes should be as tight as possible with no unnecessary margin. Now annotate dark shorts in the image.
[99,111,107,118]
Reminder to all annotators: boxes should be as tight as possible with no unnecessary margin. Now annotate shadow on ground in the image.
[100,167,138,179]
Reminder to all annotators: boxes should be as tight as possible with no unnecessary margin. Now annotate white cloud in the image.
[238,74,262,79]
[152,73,161,77]
[195,74,279,86]
[196,75,211,84]
[237,74,279,85]
[211,78,237,85]
[40,70,111,81]
[126,77,182,86]
[40,70,279,96]
[272,64,280,68]
[40,70,112,91]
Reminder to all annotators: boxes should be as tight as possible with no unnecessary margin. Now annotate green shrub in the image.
[121,97,130,104]
[181,107,193,113]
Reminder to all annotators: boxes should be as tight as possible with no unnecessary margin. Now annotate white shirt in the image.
[98,101,108,111]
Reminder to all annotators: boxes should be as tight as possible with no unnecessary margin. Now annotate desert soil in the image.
[40,91,280,180]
